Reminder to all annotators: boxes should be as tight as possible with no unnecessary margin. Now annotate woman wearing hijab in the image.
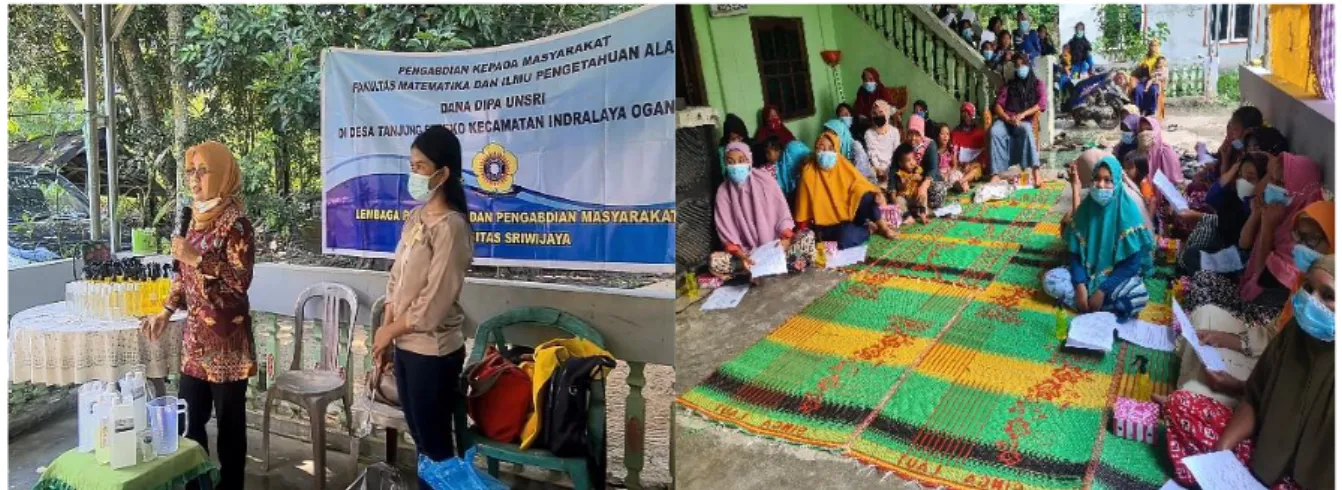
[1037,25,1057,57]
[1133,65,1162,117]
[754,104,795,146]
[711,142,814,278]
[372,126,475,488]
[718,113,752,174]
[141,141,255,490]
[1162,254,1334,490]
[887,115,947,223]
[1066,149,1155,233]
[1044,156,1155,321]
[990,53,1048,188]
[864,100,901,183]
[1131,115,1185,233]
[853,67,894,124]
[1067,22,1094,75]
[822,118,878,184]
[795,132,896,249]
[1178,153,1271,274]
[1139,39,1162,73]
[1188,107,1264,212]
[1167,202,1333,409]
[1112,114,1141,162]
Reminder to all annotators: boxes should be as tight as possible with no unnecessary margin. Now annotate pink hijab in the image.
[1239,152,1325,300]
[716,142,796,252]
[1138,116,1181,209]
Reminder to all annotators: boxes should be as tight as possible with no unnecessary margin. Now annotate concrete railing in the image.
[8,260,673,489]
[1240,65,1336,190]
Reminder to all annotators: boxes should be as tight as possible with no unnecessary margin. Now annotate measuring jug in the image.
[147,396,189,455]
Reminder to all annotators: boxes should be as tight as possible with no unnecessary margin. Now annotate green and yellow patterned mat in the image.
[678,183,1181,489]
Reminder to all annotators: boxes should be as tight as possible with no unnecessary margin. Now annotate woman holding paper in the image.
[1177,153,1270,274]
[711,142,812,279]
[1162,254,1334,490]
[1043,156,1154,321]
[1169,201,1335,406]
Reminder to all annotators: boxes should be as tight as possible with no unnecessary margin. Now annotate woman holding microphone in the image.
[141,141,256,490]
[372,125,475,486]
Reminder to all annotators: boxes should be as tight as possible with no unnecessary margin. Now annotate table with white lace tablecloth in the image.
[9,302,187,385]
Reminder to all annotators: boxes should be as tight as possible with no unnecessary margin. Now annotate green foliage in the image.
[1094,5,1169,63]
[1217,71,1241,105]
[10,4,637,253]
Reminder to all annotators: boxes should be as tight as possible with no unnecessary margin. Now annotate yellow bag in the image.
[517,337,612,450]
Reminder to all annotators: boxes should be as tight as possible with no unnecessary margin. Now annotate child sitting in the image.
[889,142,948,225]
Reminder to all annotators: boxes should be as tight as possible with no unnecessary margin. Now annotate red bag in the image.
[462,347,533,443]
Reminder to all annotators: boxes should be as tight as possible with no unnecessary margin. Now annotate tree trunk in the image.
[166,5,187,201]
[119,38,172,225]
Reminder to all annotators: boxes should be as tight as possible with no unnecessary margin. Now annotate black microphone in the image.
[173,204,192,273]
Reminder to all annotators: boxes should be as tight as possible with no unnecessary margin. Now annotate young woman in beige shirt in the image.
[372,125,475,477]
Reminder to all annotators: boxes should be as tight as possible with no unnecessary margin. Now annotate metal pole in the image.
[81,4,102,241]
[102,4,119,251]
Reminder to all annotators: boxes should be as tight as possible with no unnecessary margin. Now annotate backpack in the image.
[539,355,615,457]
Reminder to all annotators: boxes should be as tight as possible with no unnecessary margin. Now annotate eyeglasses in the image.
[186,168,210,178]
[1294,231,1328,250]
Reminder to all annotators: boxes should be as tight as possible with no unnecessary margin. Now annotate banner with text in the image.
[321,5,674,272]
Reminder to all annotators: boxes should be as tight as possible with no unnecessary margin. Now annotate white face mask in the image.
[408,169,444,203]
[193,198,222,214]
[1235,178,1256,200]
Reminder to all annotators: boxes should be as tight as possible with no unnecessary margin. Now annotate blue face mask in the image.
[1264,183,1293,205]
[1075,31,1084,39]
[817,151,838,170]
[1231,139,1245,151]
[1294,244,1324,273]
[983,50,995,61]
[1016,66,1030,79]
[1019,21,1030,32]
[726,164,750,184]
[863,82,877,93]
[1293,289,1335,342]
[963,29,974,40]
[840,116,853,127]
[1121,132,1135,145]
[1090,187,1114,206]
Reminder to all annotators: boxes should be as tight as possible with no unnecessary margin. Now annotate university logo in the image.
[473,142,518,194]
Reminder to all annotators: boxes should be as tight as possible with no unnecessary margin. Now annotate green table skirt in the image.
[34,438,219,490]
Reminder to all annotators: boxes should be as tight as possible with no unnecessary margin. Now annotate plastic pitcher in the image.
[147,396,189,455]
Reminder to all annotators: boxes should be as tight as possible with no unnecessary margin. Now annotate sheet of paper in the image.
[748,240,788,278]
[826,244,868,269]
[933,202,963,217]
[1117,319,1177,352]
[1182,451,1268,490]
[958,147,983,163]
[1152,170,1190,212]
[1200,246,1244,273]
[1196,142,1217,166]
[701,284,749,311]
[1067,312,1117,352]
[1160,480,1189,490]
[1171,299,1229,372]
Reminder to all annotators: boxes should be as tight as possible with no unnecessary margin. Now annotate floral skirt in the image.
[1164,390,1300,489]
[1185,270,1283,327]
[708,229,817,278]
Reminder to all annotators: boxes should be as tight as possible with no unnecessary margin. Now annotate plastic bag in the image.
[347,463,406,490]
[417,447,509,490]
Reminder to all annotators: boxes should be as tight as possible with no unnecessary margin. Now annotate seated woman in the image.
[1044,156,1155,321]
[890,140,949,225]
[795,132,896,249]
[981,40,1000,68]
[989,53,1047,188]
[864,100,901,184]
[950,102,987,167]
[718,113,752,173]
[1162,254,1334,490]
[1167,202,1332,408]
[1132,65,1161,117]
[1178,153,1270,274]
[1111,114,1140,164]
[823,118,878,184]
[1130,115,1185,233]
[835,103,855,129]
[1186,106,1264,212]
[711,142,815,278]
[753,104,795,146]
[935,122,978,193]
[853,67,894,127]
[1185,153,1326,325]
[1065,149,1154,233]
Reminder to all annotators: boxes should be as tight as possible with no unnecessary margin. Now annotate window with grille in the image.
[750,17,814,120]
[1209,4,1254,43]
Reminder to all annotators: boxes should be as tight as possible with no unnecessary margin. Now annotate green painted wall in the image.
[690,4,842,146]
[690,5,970,148]
[830,7,965,133]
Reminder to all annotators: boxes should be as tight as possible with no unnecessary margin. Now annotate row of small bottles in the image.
[66,259,175,320]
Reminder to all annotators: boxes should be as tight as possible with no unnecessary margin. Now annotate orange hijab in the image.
[1276,201,1335,329]
[185,141,243,231]
[795,132,881,227]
